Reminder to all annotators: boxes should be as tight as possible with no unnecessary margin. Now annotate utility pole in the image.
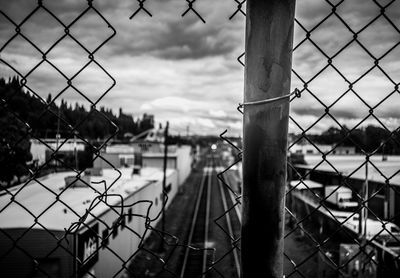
[381,140,387,161]
[242,1,296,277]
[358,162,369,236]
[55,107,61,171]
[161,121,169,251]
[74,131,78,170]
[358,161,369,278]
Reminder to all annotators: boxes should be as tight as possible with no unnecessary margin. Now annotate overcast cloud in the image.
[1,0,400,135]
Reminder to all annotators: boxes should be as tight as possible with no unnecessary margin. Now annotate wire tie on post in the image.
[238,88,299,109]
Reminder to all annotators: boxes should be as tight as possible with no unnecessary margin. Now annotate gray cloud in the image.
[104,0,244,60]
[0,0,244,61]
[111,22,238,59]
[1,0,399,135]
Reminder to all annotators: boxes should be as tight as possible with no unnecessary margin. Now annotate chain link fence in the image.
[0,0,400,277]
[286,1,400,277]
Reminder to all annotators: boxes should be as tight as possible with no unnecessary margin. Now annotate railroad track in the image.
[180,157,213,278]
[214,157,241,278]
[180,154,242,278]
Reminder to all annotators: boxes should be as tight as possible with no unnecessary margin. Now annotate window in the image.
[112,222,118,238]
[128,208,133,222]
[127,157,134,165]
[165,183,172,194]
[102,229,109,248]
[121,216,126,230]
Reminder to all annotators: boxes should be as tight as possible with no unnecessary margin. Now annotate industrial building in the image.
[288,179,400,276]
[0,167,177,277]
[30,138,86,166]
[0,143,193,277]
[93,143,193,187]
[290,144,356,155]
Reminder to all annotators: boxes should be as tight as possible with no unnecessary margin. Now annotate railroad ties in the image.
[180,161,213,277]
[180,154,241,278]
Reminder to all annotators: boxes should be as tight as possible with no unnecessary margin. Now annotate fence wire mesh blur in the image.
[0,0,400,278]
[286,1,400,277]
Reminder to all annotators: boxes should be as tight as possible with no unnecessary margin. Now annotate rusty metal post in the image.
[242,1,296,277]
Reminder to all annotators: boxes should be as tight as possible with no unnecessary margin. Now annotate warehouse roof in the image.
[0,167,175,232]
[289,180,323,190]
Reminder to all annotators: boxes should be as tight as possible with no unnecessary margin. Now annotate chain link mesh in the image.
[286,1,400,277]
[1,0,400,277]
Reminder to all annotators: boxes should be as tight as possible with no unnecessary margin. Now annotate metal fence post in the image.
[242,1,296,277]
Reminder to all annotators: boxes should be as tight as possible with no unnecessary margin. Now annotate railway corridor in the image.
[128,151,242,277]
[179,154,241,278]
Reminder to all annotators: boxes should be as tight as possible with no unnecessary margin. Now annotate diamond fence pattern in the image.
[285,1,400,277]
[0,0,399,277]
[286,1,400,277]
[225,0,400,277]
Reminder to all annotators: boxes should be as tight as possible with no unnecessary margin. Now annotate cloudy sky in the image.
[0,0,400,136]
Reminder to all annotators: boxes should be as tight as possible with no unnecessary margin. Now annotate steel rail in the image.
[217,164,241,277]
[180,158,210,278]
[202,159,212,276]
[213,156,242,277]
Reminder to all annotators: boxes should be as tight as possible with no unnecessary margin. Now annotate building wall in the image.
[141,145,193,186]
[105,145,134,154]
[83,169,178,278]
[30,139,48,165]
[96,144,192,187]
[0,170,179,278]
[295,166,400,226]
[142,156,177,169]
[332,146,356,155]
[0,229,74,278]
[395,191,400,226]
[290,144,331,155]
[175,145,193,185]
[30,139,86,166]
[289,190,400,277]
[93,153,121,169]
[290,144,356,155]
[131,142,163,153]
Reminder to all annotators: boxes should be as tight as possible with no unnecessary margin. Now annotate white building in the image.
[141,145,193,186]
[0,167,178,277]
[93,143,193,187]
[30,138,86,166]
[290,144,356,155]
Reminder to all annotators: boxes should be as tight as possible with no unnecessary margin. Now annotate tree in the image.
[0,78,34,186]
[0,75,156,142]
[0,112,32,186]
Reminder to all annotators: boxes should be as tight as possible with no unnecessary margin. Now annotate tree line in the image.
[295,126,400,155]
[0,77,154,140]
[0,76,154,186]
